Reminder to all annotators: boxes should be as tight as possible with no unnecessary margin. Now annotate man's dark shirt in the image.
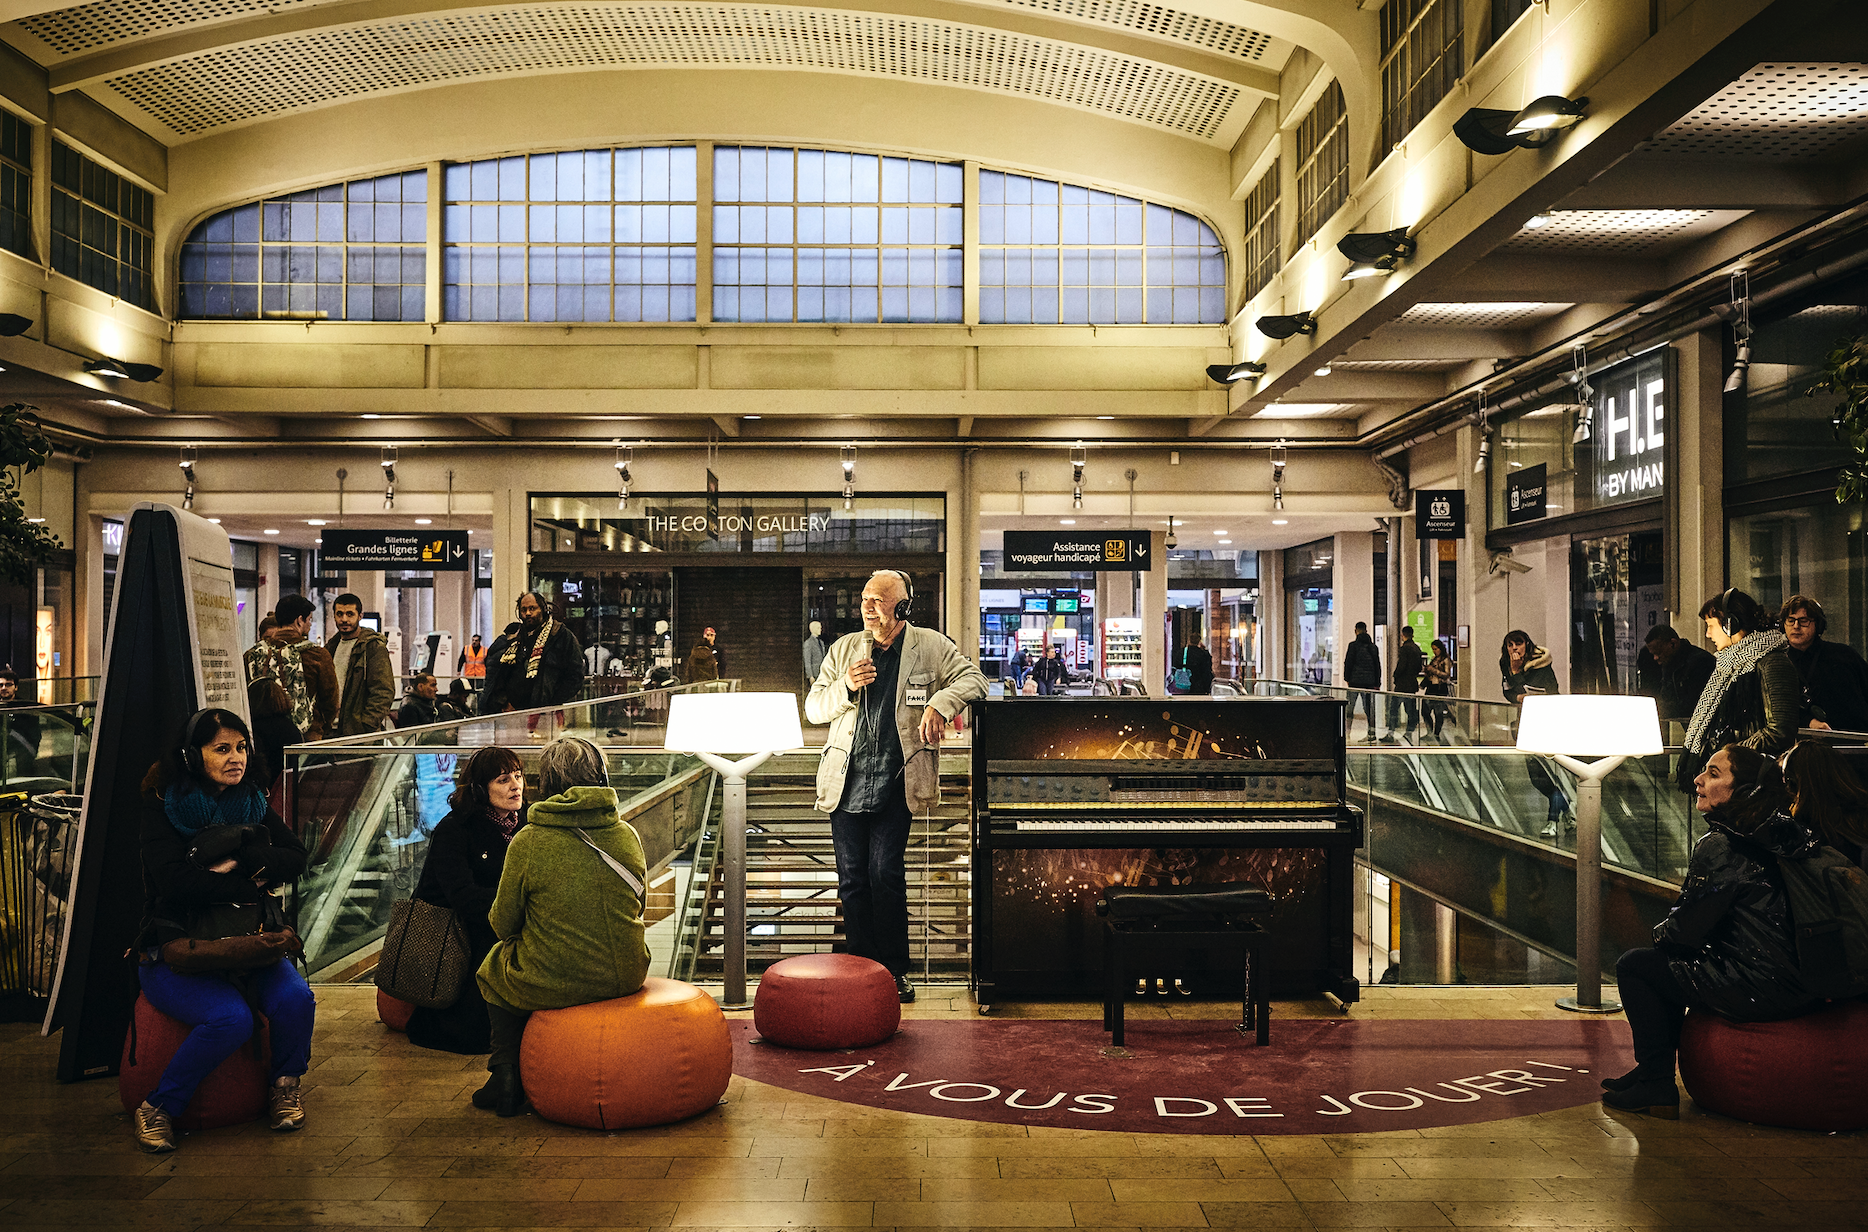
[1393,641,1424,692]
[1655,642,1716,720]
[838,636,905,814]
[1788,638,1868,732]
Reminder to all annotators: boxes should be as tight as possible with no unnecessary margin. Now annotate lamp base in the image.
[714,996,753,1011]
[1556,996,1623,1015]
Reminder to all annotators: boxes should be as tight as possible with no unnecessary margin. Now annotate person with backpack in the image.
[1605,745,1824,1119]
[1173,639,1212,695]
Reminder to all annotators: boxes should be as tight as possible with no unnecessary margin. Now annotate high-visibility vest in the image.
[462,645,487,678]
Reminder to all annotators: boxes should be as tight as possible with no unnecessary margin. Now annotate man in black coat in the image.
[481,593,585,714]
[1641,624,1716,722]
[1385,626,1424,742]
[1176,640,1214,694]
[1781,595,1868,732]
[1342,621,1382,742]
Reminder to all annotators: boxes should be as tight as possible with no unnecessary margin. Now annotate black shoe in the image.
[894,974,916,1004]
[1601,1078,1679,1119]
[474,1064,526,1117]
[1600,1067,1644,1093]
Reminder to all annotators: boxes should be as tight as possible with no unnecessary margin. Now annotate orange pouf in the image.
[118,994,271,1131]
[1678,1000,1868,1132]
[519,978,731,1130]
[377,988,415,1033]
[753,954,901,1050]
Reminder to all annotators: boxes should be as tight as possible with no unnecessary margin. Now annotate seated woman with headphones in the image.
[131,708,314,1153]
[1676,588,1798,793]
[1607,745,1823,1118]
[471,735,650,1117]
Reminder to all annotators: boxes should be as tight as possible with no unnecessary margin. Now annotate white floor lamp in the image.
[1516,694,1663,1014]
[664,691,803,1010]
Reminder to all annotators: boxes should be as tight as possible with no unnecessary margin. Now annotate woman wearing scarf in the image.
[405,746,527,1056]
[1676,589,1799,793]
[131,709,312,1153]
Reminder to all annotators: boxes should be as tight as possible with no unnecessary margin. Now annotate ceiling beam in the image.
[1557,158,1849,211]
[1448,255,1670,303]
[461,414,513,437]
[711,415,741,438]
[1340,328,1530,363]
[956,416,973,437]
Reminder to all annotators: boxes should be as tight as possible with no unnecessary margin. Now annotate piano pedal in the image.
[1173,979,1192,997]
[1135,978,1149,997]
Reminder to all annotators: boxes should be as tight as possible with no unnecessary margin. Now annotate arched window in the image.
[712,147,962,323]
[978,171,1224,324]
[442,147,698,322]
[178,170,426,320]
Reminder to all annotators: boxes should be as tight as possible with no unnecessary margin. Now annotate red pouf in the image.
[118,994,271,1131]
[1678,1000,1868,1131]
[753,954,901,1050]
[377,988,415,1032]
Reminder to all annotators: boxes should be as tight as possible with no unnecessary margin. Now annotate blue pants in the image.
[830,794,913,977]
[138,959,316,1117]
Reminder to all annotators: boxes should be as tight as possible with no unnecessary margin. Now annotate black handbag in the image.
[376,898,471,1009]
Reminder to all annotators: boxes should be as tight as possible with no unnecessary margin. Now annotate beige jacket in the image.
[805,624,987,815]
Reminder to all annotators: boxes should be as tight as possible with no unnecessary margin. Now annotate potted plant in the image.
[1809,334,1868,504]
[0,403,63,584]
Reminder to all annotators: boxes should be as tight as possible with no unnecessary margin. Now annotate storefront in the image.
[528,491,946,695]
[1487,348,1671,694]
[1724,268,1868,654]
[1284,538,1334,685]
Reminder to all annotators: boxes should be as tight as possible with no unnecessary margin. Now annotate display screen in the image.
[1023,597,1051,613]
[1053,596,1080,613]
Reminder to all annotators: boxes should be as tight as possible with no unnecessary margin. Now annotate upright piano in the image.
[970,697,1361,1005]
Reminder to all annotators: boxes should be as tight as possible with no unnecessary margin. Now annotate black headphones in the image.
[178,708,223,775]
[877,569,915,622]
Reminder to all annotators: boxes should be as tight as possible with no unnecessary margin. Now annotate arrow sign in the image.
[1003,531,1153,572]
[320,528,471,571]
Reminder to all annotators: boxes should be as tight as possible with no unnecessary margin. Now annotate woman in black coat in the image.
[404,745,526,1055]
[1605,744,1822,1119]
[132,709,313,1152]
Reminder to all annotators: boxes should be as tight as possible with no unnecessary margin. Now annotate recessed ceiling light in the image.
[1272,518,1289,525]
[361,413,381,419]
[1059,518,1076,524]
[206,518,222,524]
[414,518,433,525]
[1218,539,1232,545]
[1213,530,1227,535]
[307,519,327,526]
[1096,416,1115,420]
[1314,365,1332,376]
[744,415,761,420]
[26,517,44,524]
[263,528,279,535]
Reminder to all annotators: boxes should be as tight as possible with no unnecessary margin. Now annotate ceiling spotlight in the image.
[1570,344,1596,444]
[0,313,31,336]
[615,441,633,510]
[1455,96,1589,154]
[1475,431,1493,473]
[381,446,397,510]
[841,443,856,510]
[1256,312,1316,340]
[1524,212,1554,230]
[1071,440,1086,510]
[179,446,197,512]
[1510,94,1590,136]
[1314,365,1333,377]
[1205,361,1267,385]
[1336,228,1416,279]
[1725,270,1753,394]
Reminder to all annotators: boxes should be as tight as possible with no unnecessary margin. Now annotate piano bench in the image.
[1096,883,1272,1048]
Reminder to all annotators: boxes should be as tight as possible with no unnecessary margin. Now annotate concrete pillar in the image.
[1257,550,1284,680]
[431,568,468,682]
[1434,902,1458,985]
[345,571,386,625]
[257,544,280,623]
[1673,327,1725,618]
[952,453,978,658]
[1332,530,1374,690]
[492,484,527,624]
[1140,530,1167,695]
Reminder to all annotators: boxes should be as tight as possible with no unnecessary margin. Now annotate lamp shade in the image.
[664,692,803,754]
[1516,695,1662,757]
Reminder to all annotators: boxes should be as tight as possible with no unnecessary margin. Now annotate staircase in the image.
[685,751,973,980]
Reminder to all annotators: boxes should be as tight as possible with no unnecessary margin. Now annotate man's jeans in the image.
[830,793,914,976]
[1386,693,1419,736]
[1348,690,1378,736]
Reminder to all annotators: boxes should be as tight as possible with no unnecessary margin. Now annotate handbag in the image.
[376,898,471,1009]
[159,899,302,975]
[1171,648,1193,693]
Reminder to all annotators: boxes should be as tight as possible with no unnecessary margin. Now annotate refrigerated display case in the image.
[1101,617,1142,681]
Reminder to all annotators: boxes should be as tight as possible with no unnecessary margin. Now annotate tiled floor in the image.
[3,984,1863,1229]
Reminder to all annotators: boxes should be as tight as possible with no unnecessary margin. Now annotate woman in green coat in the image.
[473,735,649,1116]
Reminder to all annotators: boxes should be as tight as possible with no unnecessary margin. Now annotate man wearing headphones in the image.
[805,569,987,1002]
[1781,595,1868,733]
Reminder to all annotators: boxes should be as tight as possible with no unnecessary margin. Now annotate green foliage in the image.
[0,403,62,586]
[1810,335,1868,505]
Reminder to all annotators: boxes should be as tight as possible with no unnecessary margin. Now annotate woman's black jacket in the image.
[412,804,520,958]
[1657,809,1823,1022]
[137,785,308,950]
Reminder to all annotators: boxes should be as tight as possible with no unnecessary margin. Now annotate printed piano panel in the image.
[979,700,1341,762]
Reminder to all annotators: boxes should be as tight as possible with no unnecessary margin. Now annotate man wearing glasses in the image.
[805,569,987,1003]
[1781,595,1868,733]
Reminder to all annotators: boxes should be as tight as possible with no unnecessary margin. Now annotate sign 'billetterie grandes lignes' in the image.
[1003,531,1154,571]
[320,529,470,570]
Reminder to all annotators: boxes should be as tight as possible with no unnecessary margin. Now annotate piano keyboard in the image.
[1009,817,1345,832]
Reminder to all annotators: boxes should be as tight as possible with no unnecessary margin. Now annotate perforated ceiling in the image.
[1500,209,1729,255]
[98,4,1243,139]
[1644,63,1868,161]
[17,0,1280,63]
[1396,302,1571,329]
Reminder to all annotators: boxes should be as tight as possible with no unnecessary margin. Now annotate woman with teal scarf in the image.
[130,709,312,1153]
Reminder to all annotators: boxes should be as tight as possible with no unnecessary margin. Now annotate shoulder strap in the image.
[572,827,645,897]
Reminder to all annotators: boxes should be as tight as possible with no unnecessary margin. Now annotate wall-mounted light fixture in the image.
[1570,344,1597,445]
[1205,361,1267,385]
[1455,95,1589,154]
[84,356,164,381]
[840,443,856,510]
[614,442,633,510]
[179,446,197,512]
[1337,229,1416,280]
[0,313,32,336]
[381,446,398,510]
[1070,441,1086,510]
[1256,312,1316,340]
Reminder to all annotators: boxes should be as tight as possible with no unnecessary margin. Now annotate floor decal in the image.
[732,1017,1633,1134]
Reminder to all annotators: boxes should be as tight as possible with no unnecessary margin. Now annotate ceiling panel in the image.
[1643,62,1868,161]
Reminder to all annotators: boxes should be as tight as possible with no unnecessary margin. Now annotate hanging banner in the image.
[319,529,470,570]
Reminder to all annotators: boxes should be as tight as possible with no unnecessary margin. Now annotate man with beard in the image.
[482,592,584,714]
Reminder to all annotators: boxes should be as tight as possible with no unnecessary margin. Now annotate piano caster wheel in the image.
[977,1004,992,1015]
